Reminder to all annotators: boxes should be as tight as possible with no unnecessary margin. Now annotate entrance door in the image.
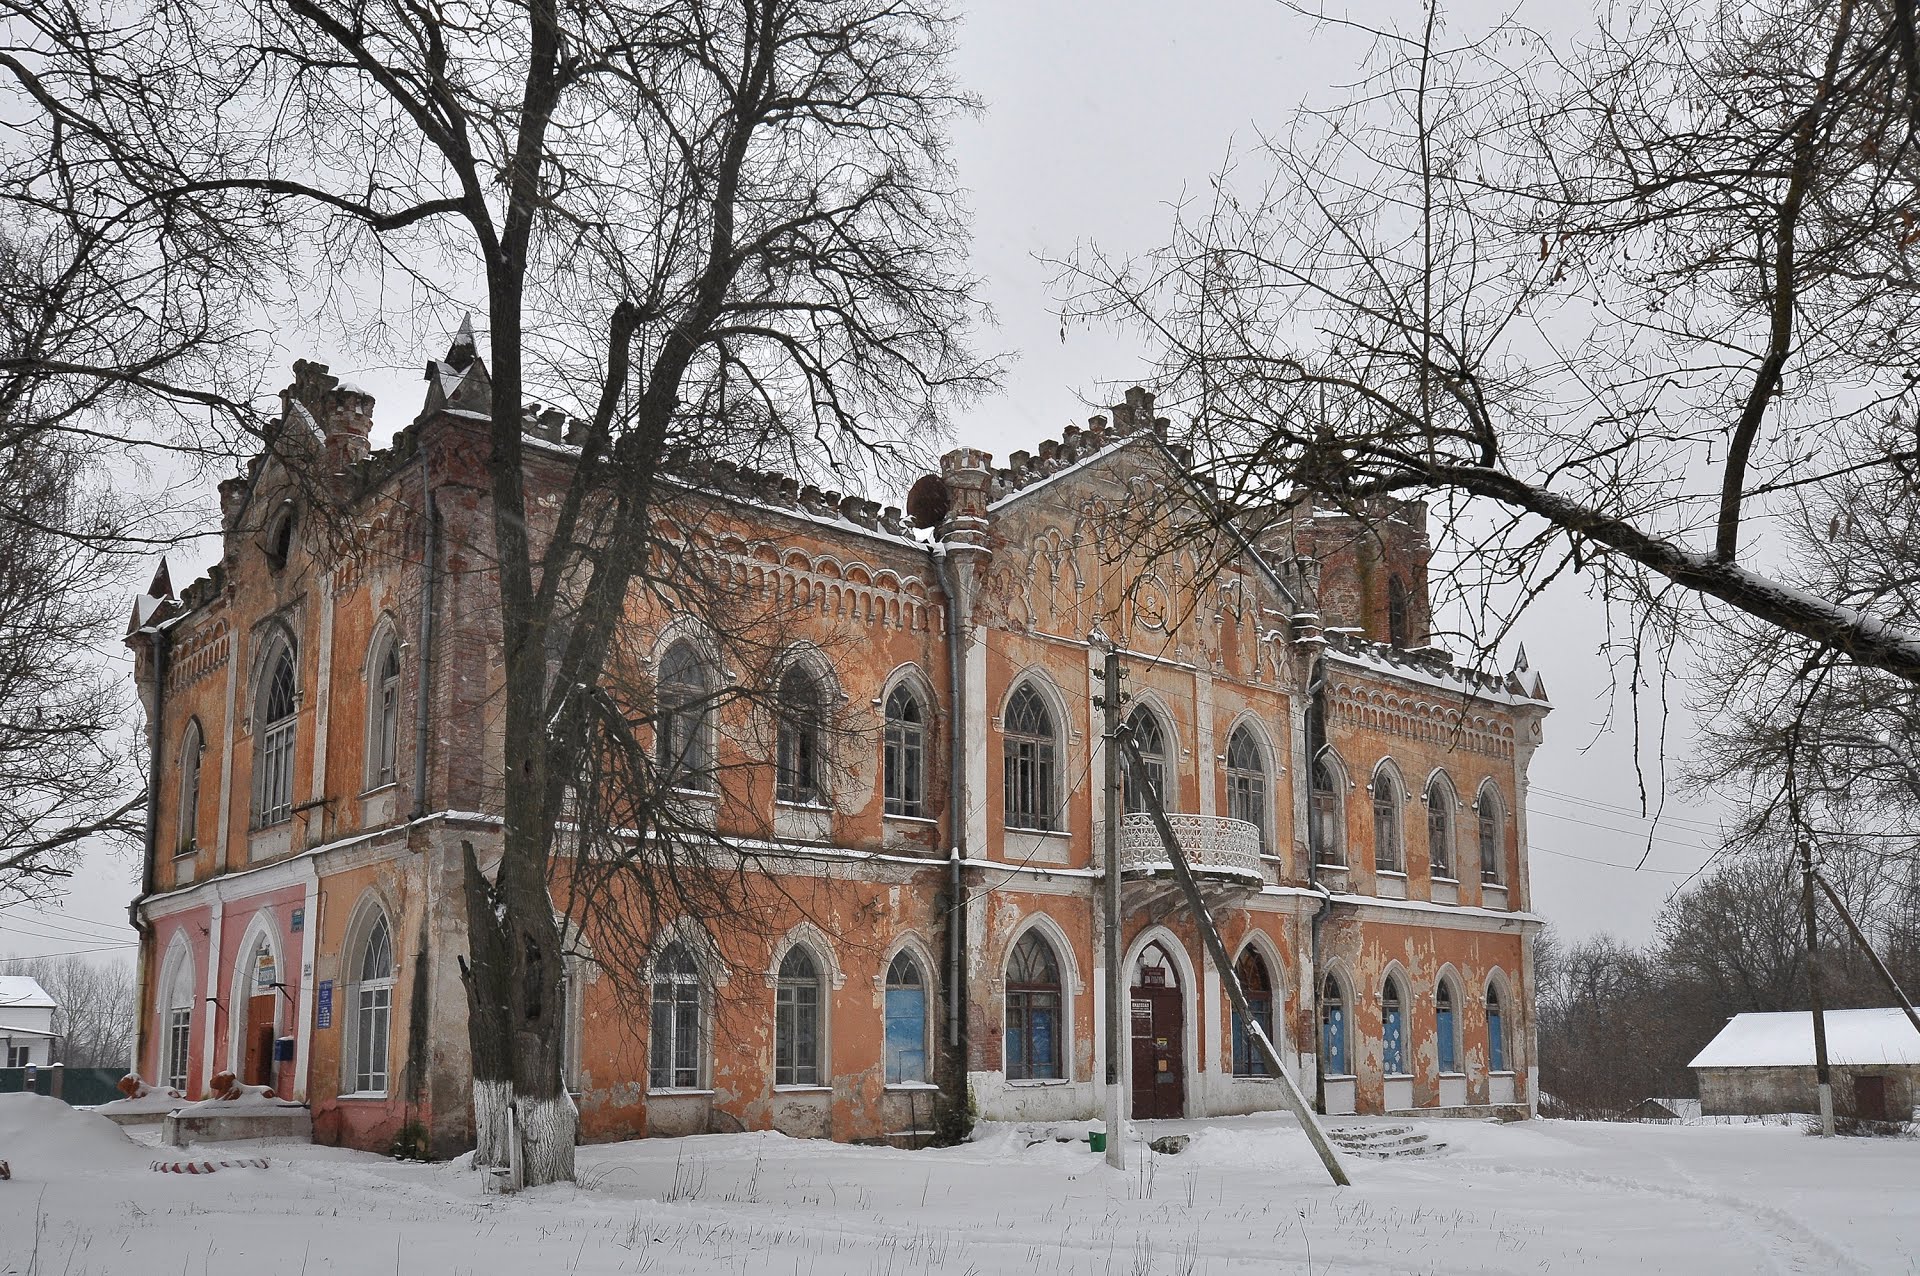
[243,993,277,1088]
[1129,942,1185,1120]
[1854,1074,1889,1122]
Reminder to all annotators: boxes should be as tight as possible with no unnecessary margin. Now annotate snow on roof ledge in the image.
[1688,1008,1920,1070]
[0,975,56,1008]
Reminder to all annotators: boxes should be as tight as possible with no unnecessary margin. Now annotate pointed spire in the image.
[147,557,175,601]
[1512,643,1529,673]
[446,315,477,371]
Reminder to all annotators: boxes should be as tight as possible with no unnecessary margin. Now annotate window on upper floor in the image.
[1477,783,1505,884]
[176,720,203,856]
[657,640,714,792]
[1121,705,1168,814]
[1426,774,1456,879]
[253,640,298,827]
[368,636,402,788]
[1003,682,1058,832]
[775,664,826,805]
[884,684,926,819]
[1371,766,1404,873]
[1311,752,1346,866]
[1387,574,1410,648]
[1225,725,1268,852]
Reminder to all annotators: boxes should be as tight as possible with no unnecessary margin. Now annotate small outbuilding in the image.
[1689,1008,1920,1122]
[0,975,59,1069]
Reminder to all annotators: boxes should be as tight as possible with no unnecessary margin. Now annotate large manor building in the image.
[126,337,1549,1156]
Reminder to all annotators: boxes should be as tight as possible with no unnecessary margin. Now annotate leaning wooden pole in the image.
[1812,870,1920,1039]
[1799,839,1835,1137]
[1119,731,1351,1187]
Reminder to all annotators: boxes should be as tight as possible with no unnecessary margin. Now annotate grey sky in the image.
[0,0,1728,963]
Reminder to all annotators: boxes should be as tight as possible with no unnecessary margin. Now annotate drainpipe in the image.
[1304,654,1331,1113]
[934,546,968,1078]
[411,452,438,822]
[129,624,169,1078]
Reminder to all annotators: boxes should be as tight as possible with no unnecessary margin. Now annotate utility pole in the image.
[1093,633,1126,1169]
[1800,839,1835,1137]
[1811,870,1920,1039]
[1120,730,1351,1187]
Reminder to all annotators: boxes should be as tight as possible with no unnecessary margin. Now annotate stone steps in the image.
[1326,1124,1448,1160]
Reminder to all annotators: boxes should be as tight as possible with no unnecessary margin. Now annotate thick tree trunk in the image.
[458,841,515,1169]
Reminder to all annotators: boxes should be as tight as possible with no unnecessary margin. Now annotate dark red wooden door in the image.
[244,994,276,1088]
[1129,986,1185,1119]
[1854,1074,1888,1122]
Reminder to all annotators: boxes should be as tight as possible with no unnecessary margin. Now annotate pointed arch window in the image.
[776,665,826,805]
[1372,768,1404,873]
[1004,931,1063,1080]
[650,942,705,1089]
[254,641,298,826]
[1387,575,1410,648]
[1487,984,1508,1073]
[1225,726,1268,850]
[1426,775,1455,879]
[177,721,203,856]
[351,914,395,1094]
[884,684,926,819]
[1382,977,1407,1076]
[1232,949,1276,1077]
[1320,975,1348,1075]
[775,947,823,1086]
[1311,754,1345,866]
[1121,706,1169,813]
[1477,785,1505,883]
[162,956,194,1092]
[1003,683,1058,831]
[369,636,402,787]
[658,640,714,791]
[884,951,928,1084]
[1437,980,1459,1074]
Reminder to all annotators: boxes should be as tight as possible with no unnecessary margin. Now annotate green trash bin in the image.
[1088,1130,1107,1153]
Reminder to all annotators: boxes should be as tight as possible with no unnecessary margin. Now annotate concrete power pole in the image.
[1096,638,1126,1169]
[1800,839,1835,1137]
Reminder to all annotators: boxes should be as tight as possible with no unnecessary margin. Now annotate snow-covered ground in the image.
[1,1093,1915,1274]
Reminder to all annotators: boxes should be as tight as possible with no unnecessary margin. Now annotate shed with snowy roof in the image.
[1689,1008,1920,1122]
[1,975,59,1069]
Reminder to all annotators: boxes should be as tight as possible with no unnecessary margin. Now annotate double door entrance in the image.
[1129,943,1186,1120]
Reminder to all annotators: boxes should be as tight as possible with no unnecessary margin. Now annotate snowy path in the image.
[1,1096,1914,1274]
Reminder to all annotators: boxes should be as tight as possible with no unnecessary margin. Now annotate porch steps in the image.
[1326,1124,1447,1160]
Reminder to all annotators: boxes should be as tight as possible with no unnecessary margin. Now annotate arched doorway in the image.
[1129,940,1185,1119]
[233,928,283,1094]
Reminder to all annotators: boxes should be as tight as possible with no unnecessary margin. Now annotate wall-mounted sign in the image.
[291,907,304,933]
[316,980,333,1029]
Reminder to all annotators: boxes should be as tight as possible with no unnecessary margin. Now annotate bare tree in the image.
[13,0,990,1182]
[0,953,136,1068]
[1057,0,1920,683]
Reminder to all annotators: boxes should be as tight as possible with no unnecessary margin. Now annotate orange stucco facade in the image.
[127,346,1549,1157]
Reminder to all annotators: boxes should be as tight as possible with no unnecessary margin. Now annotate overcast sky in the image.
[0,0,1731,965]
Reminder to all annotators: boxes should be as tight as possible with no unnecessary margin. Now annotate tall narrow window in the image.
[1004,931,1063,1080]
[163,960,193,1092]
[1320,975,1347,1075]
[1312,754,1345,865]
[1232,949,1275,1077]
[1426,775,1455,878]
[1372,768,1403,872]
[649,942,704,1089]
[352,914,394,1094]
[1437,981,1458,1074]
[369,638,401,787]
[1382,978,1406,1076]
[657,641,714,791]
[884,951,928,1084]
[884,684,926,819]
[774,947,823,1086]
[1487,985,1508,1073]
[1003,683,1057,831]
[1477,785,1504,883]
[1225,726,1268,851]
[1121,706,1168,813]
[177,721,203,856]
[254,643,298,826]
[1387,575,1410,648]
[775,665,825,804]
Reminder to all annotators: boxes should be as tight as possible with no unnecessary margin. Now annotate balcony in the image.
[1118,812,1264,882]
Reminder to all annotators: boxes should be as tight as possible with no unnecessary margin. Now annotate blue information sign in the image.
[317,979,333,1029]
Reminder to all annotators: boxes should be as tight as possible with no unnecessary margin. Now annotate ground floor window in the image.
[884,952,928,1084]
[165,1008,192,1091]
[1004,931,1063,1080]
[1437,981,1458,1074]
[1382,979,1407,1075]
[5,1044,27,1068]
[650,942,704,1089]
[1487,985,1507,1073]
[1320,975,1347,1074]
[1231,950,1274,1077]
[775,947,823,1087]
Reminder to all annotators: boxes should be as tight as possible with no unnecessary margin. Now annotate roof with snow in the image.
[0,976,56,1009]
[1688,1008,1920,1070]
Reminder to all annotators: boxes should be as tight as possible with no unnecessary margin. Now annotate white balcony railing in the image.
[1118,812,1263,880]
